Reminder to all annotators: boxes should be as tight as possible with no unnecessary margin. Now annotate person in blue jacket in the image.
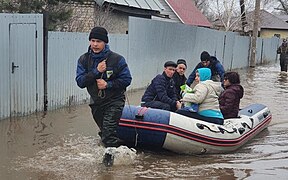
[75,27,132,149]
[186,51,225,87]
[141,61,182,112]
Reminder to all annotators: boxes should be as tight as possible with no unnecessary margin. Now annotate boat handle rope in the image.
[196,123,237,134]
[135,107,148,120]
[241,118,254,129]
[133,107,149,146]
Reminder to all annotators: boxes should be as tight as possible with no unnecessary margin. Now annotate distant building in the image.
[213,10,288,39]
[65,0,211,33]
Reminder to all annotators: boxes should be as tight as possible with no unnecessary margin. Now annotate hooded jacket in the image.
[182,68,224,119]
[219,84,244,119]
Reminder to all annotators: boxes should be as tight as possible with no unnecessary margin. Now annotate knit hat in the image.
[177,59,187,67]
[164,61,177,68]
[200,51,211,61]
[89,27,109,43]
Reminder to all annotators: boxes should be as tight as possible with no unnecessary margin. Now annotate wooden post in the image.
[250,0,261,67]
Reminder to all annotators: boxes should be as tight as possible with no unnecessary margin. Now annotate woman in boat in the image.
[177,68,224,125]
[219,71,244,119]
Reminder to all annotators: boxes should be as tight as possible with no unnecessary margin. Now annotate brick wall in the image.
[63,2,128,34]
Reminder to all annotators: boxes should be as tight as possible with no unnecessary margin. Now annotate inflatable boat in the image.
[117,104,271,154]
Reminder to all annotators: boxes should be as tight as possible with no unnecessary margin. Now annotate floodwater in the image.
[1,62,288,180]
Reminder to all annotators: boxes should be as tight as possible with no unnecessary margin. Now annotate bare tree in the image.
[92,3,116,32]
[215,0,242,31]
[211,0,257,32]
[240,0,248,33]
[60,2,116,32]
[192,0,215,21]
[277,0,288,14]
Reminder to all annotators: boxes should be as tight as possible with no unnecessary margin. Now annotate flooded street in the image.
[1,62,288,179]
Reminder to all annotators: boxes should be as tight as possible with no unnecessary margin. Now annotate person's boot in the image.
[102,147,115,167]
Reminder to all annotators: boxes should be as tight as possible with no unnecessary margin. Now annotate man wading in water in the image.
[76,27,132,166]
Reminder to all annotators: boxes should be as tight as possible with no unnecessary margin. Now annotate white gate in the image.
[9,23,38,116]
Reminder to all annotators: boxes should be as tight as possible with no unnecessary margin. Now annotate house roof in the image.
[165,0,212,27]
[213,9,288,32]
[276,14,288,23]
[155,0,181,23]
[95,0,165,12]
[258,10,288,29]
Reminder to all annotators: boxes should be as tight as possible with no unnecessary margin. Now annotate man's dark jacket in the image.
[141,72,177,108]
[186,56,225,86]
[76,45,132,105]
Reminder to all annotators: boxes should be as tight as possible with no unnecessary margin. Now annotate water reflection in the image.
[276,72,288,90]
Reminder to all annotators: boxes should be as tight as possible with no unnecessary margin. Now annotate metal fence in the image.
[0,14,279,119]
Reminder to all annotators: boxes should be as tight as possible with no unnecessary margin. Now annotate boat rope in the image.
[196,123,237,134]
[98,73,106,99]
[136,107,148,119]
[240,117,254,129]
[124,92,139,147]
[134,133,138,147]
[241,122,252,129]
[97,58,108,99]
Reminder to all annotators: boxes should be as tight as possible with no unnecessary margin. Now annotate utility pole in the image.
[250,0,261,67]
[240,0,247,33]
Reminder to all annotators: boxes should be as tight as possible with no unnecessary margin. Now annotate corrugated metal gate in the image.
[9,23,38,116]
[0,13,43,120]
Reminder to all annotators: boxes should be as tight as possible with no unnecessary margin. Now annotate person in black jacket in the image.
[75,27,132,149]
[277,39,288,72]
[186,51,225,87]
[172,59,187,100]
[141,61,182,112]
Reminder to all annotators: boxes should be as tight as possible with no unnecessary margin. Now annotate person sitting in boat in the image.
[186,51,225,88]
[141,61,182,112]
[177,68,224,125]
[172,59,187,100]
[219,71,244,119]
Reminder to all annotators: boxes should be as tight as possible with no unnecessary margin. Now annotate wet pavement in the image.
[1,62,288,179]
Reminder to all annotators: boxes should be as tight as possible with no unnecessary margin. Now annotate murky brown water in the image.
[1,62,288,179]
